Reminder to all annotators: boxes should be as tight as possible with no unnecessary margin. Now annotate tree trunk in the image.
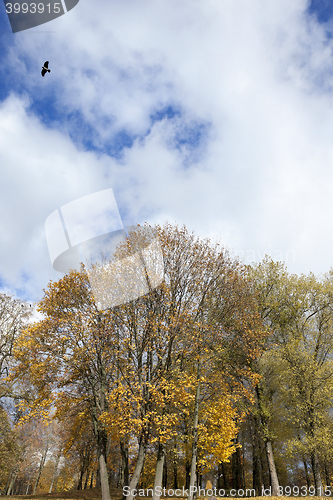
[325,460,331,487]
[6,472,17,496]
[84,470,90,489]
[242,446,246,489]
[255,386,279,494]
[185,461,190,490]
[26,480,31,495]
[96,466,101,488]
[91,392,111,500]
[77,469,84,490]
[12,479,21,496]
[127,434,148,500]
[120,439,129,489]
[232,438,242,489]
[188,361,201,500]
[3,472,11,495]
[217,463,223,490]
[163,454,167,489]
[99,448,111,500]
[173,458,178,489]
[33,441,49,494]
[49,451,61,493]
[250,414,262,494]
[260,438,269,489]
[152,442,165,500]
[265,440,279,496]
[311,451,323,496]
[90,471,95,489]
[221,462,227,489]
[90,353,112,500]
[303,456,311,488]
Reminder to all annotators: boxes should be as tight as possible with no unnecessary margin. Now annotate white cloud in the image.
[2,0,333,299]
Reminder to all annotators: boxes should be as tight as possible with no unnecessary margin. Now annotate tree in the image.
[103,224,265,500]
[246,257,299,495]
[0,293,31,399]
[249,258,333,495]
[0,294,31,494]
[12,270,116,500]
[11,223,266,499]
[0,405,19,492]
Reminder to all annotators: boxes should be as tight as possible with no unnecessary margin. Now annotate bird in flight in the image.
[41,61,51,77]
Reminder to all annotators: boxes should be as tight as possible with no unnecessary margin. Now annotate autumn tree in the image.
[10,223,266,500]
[101,224,265,500]
[271,269,333,496]
[0,405,20,493]
[248,258,333,495]
[0,294,32,493]
[11,270,118,500]
[246,257,300,494]
[0,294,32,407]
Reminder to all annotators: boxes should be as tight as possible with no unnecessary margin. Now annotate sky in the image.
[1,0,333,302]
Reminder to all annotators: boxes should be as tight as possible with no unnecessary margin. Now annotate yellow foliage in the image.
[198,395,240,471]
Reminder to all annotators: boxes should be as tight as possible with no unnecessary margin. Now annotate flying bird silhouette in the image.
[41,61,51,77]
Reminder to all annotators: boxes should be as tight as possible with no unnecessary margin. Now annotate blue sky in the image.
[309,0,333,23]
[2,0,333,302]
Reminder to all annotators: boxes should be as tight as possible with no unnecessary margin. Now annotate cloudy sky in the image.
[1,0,333,302]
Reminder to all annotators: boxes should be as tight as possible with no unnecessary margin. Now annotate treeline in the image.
[0,224,333,497]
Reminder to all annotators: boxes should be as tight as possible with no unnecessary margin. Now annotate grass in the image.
[8,488,106,500]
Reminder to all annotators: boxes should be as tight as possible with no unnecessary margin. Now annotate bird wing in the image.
[44,61,49,68]
[41,69,46,76]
